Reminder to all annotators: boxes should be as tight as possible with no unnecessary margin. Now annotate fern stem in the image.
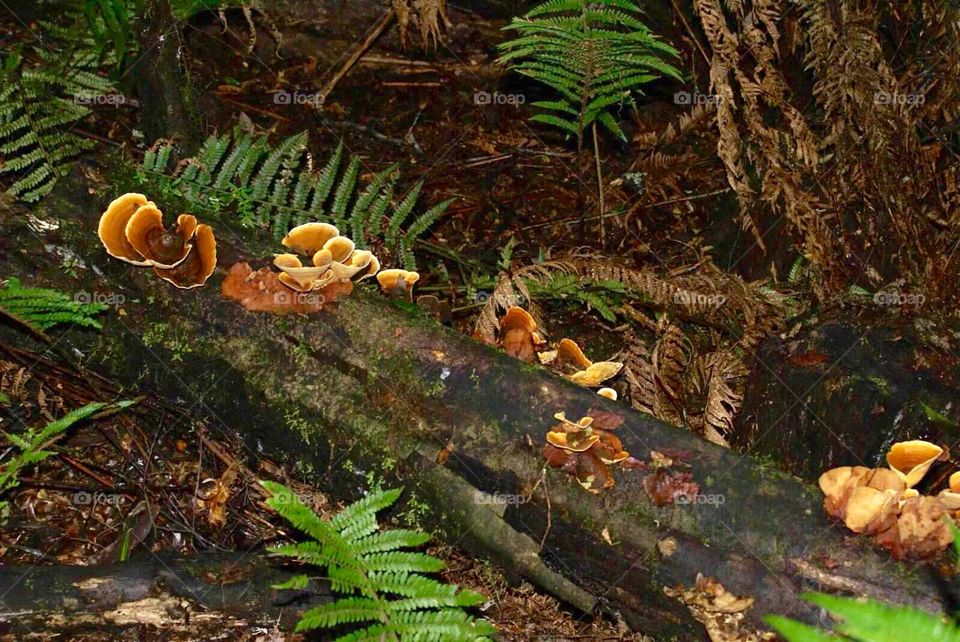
[593,121,604,248]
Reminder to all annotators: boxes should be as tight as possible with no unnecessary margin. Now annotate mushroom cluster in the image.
[493,307,624,398]
[274,223,379,292]
[818,440,956,558]
[98,193,217,289]
[542,411,631,493]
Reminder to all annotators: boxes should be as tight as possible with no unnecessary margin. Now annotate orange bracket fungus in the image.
[377,268,420,301]
[497,306,545,362]
[542,411,631,493]
[274,223,380,293]
[98,193,217,289]
[818,439,956,559]
[886,440,944,488]
[222,263,353,315]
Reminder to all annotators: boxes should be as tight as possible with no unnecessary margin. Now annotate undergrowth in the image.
[264,481,496,640]
[135,131,452,270]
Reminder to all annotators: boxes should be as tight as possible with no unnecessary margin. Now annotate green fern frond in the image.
[136,132,451,270]
[0,24,116,203]
[765,592,960,642]
[1,400,133,510]
[264,482,494,640]
[498,0,679,141]
[0,278,107,331]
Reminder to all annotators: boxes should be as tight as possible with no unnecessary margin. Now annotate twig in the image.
[593,122,605,247]
[316,9,396,106]
[539,468,551,553]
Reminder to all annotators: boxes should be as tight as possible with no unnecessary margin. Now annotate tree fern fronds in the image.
[0,278,107,331]
[498,0,680,142]
[264,482,494,640]
[136,132,451,270]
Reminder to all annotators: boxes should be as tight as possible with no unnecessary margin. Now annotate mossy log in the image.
[0,552,331,636]
[3,183,947,640]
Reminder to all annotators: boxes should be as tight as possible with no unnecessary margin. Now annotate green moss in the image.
[141,321,193,361]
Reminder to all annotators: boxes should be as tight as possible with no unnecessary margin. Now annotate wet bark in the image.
[734,322,960,483]
[4,177,947,640]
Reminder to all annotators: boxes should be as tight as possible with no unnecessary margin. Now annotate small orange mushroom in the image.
[597,387,618,401]
[886,440,944,488]
[154,224,217,289]
[98,193,152,265]
[558,338,593,369]
[282,222,339,254]
[938,471,960,510]
[377,268,420,301]
[125,205,197,268]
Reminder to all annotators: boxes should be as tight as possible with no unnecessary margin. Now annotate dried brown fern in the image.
[623,322,748,447]
[0,359,66,422]
[687,0,960,308]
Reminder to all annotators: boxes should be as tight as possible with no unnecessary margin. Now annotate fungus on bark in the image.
[818,442,957,558]
[542,411,632,493]
[273,223,380,293]
[98,193,218,288]
[222,263,353,314]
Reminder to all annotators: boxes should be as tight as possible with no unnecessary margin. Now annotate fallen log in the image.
[0,552,331,636]
[2,179,948,639]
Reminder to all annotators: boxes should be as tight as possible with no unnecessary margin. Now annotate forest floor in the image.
[4,0,960,639]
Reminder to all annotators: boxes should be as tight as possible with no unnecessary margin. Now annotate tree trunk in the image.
[4,176,948,640]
